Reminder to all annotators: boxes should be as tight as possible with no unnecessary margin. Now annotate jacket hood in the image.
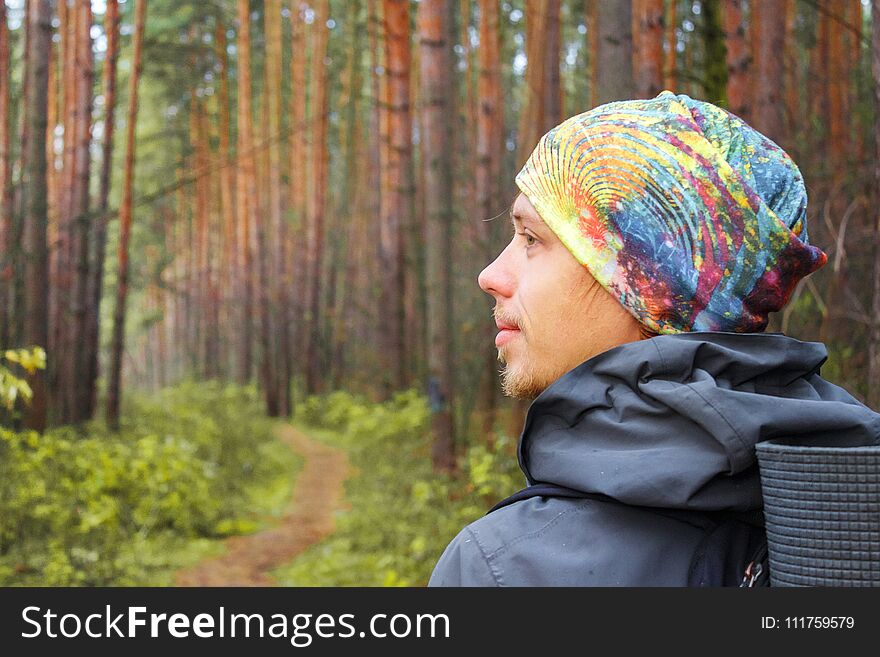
[518,331,880,512]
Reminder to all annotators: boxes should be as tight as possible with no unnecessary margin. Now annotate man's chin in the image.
[498,362,549,401]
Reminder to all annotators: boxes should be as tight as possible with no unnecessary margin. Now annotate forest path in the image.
[175,423,351,586]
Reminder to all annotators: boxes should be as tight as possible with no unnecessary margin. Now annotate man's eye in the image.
[525,234,537,246]
[516,231,537,247]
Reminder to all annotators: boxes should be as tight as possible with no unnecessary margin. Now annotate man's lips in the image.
[495,323,521,347]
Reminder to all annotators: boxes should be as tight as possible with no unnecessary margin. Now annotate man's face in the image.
[478,193,643,400]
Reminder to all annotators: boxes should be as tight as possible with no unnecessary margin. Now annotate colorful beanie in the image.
[514,90,828,334]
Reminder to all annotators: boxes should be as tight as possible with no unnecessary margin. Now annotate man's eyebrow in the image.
[509,208,540,228]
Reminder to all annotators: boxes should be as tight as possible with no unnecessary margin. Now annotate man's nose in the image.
[478,243,515,299]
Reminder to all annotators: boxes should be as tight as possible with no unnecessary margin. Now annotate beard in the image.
[497,344,556,401]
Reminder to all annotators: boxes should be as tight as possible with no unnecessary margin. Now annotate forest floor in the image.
[175,423,351,586]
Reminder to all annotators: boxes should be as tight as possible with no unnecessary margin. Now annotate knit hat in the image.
[514,90,828,334]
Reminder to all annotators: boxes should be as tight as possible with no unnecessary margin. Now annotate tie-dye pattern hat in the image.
[514,90,828,334]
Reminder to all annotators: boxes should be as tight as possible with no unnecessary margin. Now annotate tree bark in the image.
[828,0,847,173]
[475,0,502,443]
[289,2,309,399]
[379,0,411,394]
[85,0,118,419]
[0,1,11,347]
[22,0,52,431]
[106,0,147,429]
[783,0,799,146]
[305,0,329,395]
[235,0,255,384]
[418,0,456,472]
[69,0,94,422]
[214,20,237,381]
[518,0,561,159]
[663,0,677,92]
[869,0,880,409]
[632,0,664,99]
[263,0,284,414]
[723,1,749,120]
[596,0,634,105]
[752,0,786,144]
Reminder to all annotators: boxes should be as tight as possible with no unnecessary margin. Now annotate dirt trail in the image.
[175,423,350,586]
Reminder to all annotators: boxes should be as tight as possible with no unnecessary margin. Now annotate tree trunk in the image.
[475,0,502,444]
[289,2,309,400]
[85,0,118,419]
[263,0,284,414]
[106,0,147,429]
[869,0,880,410]
[305,0,329,395]
[828,0,847,173]
[214,20,237,380]
[783,0,799,147]
[329,0,363,392]
[663,0,677,92]
[596,0,634,105]
[848,0,864,166]
[418,0,456,472]
[379,0,411,395]
[518,0,561,159]
[752,0,786,144]
[587,0,599,108]
[235,0,255,384]
[723,1,749,120]
[22,0,52,431]
[0,1,11,347]
[70,0,94,423]
[632,0,664,99]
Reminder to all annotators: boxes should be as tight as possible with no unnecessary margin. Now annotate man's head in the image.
[480,91,828,400]
[478,193,651,400]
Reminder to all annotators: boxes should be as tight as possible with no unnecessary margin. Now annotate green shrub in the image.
[0,381,300,586]
[274,389,522,586]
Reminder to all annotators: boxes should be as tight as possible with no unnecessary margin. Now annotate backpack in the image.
[488,482,770,587]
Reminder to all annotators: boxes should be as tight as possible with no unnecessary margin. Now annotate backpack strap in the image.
[488,483,769,586]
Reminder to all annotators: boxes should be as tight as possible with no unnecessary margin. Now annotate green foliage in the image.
[0,346,46,412]
[274,390,523,586]
[0,381,300,586]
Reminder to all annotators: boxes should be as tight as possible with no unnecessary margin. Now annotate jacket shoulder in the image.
[429,496,609,587]
[428,522,500,587]
[430,496,709,586]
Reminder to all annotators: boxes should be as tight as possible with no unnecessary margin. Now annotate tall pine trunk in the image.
[632,0,664,99]
[106,0,147,429]
[418,0,456,472]
[262,0,284,415]
[0,2,11,348]
[235,0,255,384]
[869,0,880,409]
[69,0,94,423]
[214,21,237,382]
[475,0,503,443]
[379,0,411,395]
[596,0,634,104]
[289,3,309,400]
[752,0,786,144]
[305,0,329,395]
[22,0,52,431]
[663,0,677,92]
[85,0,119,419]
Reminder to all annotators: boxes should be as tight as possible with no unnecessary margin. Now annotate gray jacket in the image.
[428,331,880,586]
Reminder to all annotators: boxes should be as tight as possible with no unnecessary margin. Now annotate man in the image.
[428,91,880,586]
